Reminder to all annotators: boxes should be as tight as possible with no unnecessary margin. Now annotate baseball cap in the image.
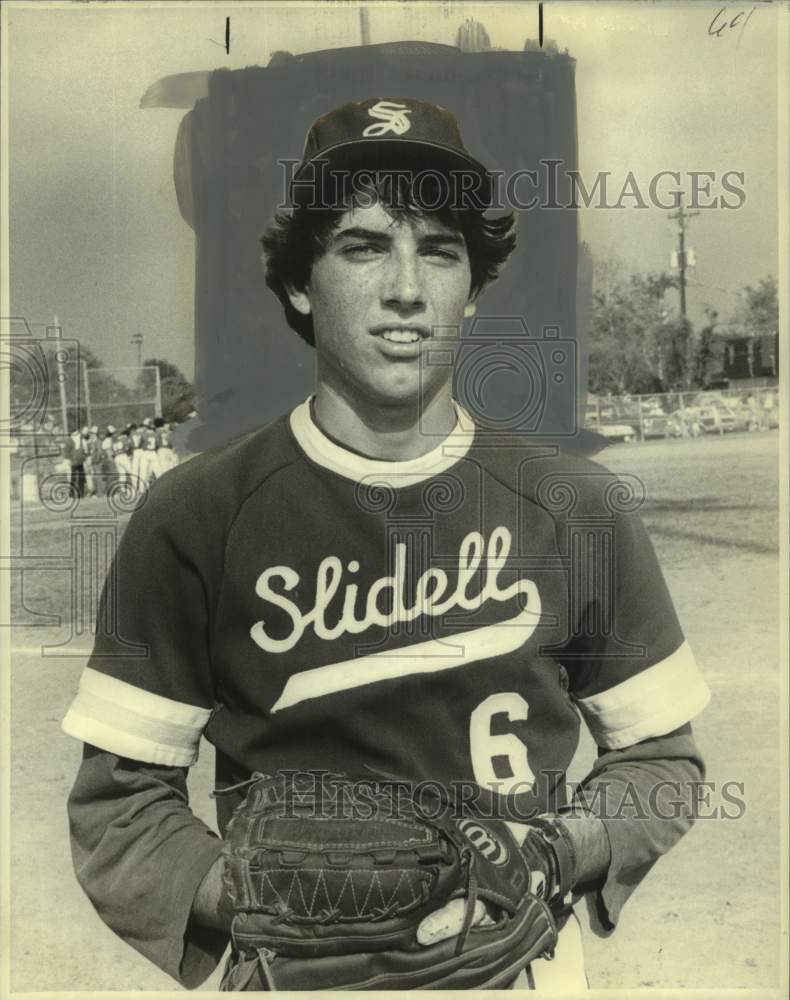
[291,98,493,209]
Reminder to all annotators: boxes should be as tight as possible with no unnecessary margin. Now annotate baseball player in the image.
[66,427,87,498]
[136,428,160,489]
[62,98,709,990]
[154,423,179,478]
[125,425,145,497]
[83,425,100,497]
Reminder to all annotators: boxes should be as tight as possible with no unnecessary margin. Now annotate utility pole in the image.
[52,314,70,432]
[131,332,144,370]
[668,195,699,321]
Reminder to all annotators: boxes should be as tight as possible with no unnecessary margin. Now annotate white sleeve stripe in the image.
[587,686,711,751]
[74,689,203,750]
[59,667,211,764]
[574,641,711,750]
[72,667,212,727]
[62,710,199,767]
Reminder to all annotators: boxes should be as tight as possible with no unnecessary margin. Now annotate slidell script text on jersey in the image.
[250,526,541,654]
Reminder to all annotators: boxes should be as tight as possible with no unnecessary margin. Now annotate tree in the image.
[731,275,778,338]
[456,19,491,51]
[143,357,195,424]
[587,257,684,394]
[688,307,726,389]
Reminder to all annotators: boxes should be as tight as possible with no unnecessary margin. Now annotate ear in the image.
[463,299,477,319]
[285,284,312,316]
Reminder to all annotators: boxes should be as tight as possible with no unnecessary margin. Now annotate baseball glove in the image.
[218,771,559,991]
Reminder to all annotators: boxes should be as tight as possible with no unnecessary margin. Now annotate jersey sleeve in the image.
[68,744,227,987]
[62,471,221,766]
[554,489,710,749]
[565,723,706,928]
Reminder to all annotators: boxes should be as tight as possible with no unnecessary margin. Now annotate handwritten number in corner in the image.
[707,7,755,40]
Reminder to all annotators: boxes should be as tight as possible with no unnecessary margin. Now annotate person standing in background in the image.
[154,423,179,478]
[82,426,99,498]
[137,429,160,491]
[112,435,133,487]
[98,427,118,493]
[128,425,145,496]
[68,428,86,498]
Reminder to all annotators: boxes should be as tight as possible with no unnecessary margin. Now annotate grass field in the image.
[7,430,783,993]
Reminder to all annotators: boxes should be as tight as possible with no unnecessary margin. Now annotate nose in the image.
[381,249,425,314]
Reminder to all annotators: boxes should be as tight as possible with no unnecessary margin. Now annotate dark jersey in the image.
[63,400,709,822]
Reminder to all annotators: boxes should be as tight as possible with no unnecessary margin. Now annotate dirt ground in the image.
[7,431,784,993]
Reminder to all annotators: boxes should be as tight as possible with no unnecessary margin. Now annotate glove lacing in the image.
[455,843,479,957]
[212,772,271,797]
[362,764,484,956]
[220,769,483,954]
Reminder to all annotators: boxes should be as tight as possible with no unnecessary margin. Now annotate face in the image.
[287,202,476,407]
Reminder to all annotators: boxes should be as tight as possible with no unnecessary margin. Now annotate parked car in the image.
[585,404,637,442]
[697,404,738,434]
[764,405,779,429]
[616,398,670,439]
[610,400,641,423]
[700,396,760,433]
[667,407,703,438]
[701,396,754,431]
[641,410,671,439]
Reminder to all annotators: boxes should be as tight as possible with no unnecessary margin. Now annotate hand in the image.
[191,854,234,933]
[416,898,495,946]
[416,820,528,946]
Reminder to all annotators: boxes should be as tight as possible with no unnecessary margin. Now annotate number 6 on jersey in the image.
[469,693,535,796]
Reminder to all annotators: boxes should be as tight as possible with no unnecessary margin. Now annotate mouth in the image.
[370,325,431,344]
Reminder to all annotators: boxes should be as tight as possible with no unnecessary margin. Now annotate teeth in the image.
[380,329,422,343]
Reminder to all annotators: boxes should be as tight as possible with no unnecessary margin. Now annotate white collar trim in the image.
[289,397,475,486]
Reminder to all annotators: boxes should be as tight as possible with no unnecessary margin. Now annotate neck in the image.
[312,382,457,461]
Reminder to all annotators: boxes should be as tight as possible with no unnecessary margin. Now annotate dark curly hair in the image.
[261,170,517,347]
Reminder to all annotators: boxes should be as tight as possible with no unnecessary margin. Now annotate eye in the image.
[341,243,385,258]
[422,246,461,261]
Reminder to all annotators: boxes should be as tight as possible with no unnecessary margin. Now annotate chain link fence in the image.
[86,364,162,429]
[41,362,162,432]
[586,385,779,442]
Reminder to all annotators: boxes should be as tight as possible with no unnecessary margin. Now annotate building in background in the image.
[717,328,779,388]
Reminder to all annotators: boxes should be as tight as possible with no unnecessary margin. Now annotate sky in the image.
[7,1,782,380]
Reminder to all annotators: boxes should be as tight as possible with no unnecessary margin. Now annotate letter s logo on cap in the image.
[362,101,413,137]
[457,819,509,866]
